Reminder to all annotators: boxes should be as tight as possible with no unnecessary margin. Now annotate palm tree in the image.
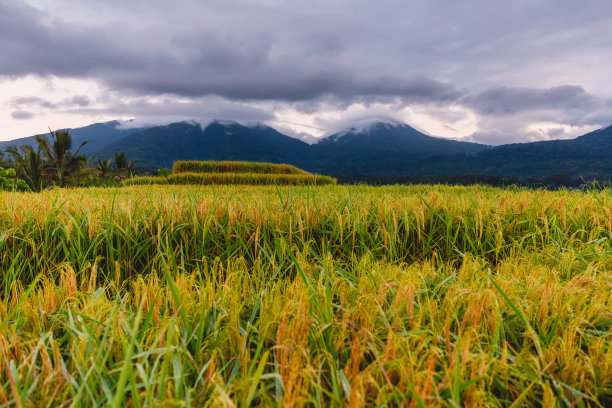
[37,129,88,185]
[95,157,114,177]
[5,145,45,192]
[113,152,138,179]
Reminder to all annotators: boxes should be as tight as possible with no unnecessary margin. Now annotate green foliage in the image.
[3,129,141,191]
[36,129,89,185]
[0,166,28,191]
[5,129,88,190]
[173,160,309,175]
[114,151,135,169]
[95,157,115,177]
[113,151,138,179]
[156,167,173,177]
[5,144,45,191]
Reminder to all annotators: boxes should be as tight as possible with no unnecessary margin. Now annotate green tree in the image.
[114,152,138,179]
[37,129,88,185]
[5,145,45,192]
[95,157,114,178]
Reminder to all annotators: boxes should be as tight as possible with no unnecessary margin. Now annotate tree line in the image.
[0,129,137,192]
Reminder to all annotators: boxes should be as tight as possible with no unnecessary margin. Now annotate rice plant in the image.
[172,160,310,175]
[0,184,610,406]
[125,172,336,186]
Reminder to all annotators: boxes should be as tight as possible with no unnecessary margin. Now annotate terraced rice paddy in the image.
[126,161,336,186]
[0,184,610,406]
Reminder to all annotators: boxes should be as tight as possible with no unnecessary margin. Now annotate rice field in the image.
[127,161,336,186]
[0,184,610,407]
[172,161,310,175]
[125,172,336,186]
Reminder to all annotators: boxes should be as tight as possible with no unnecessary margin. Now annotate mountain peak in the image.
[319,119,417,144]
[210,119,240,127]
[205,119,277,132]
[343,118,407,134]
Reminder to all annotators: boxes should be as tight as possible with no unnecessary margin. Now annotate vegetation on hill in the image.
[1,128,334,190]
[119,121,612,182]
[308,122,490,177]
[0,184,610,406]
[93,121,311,169]
[4,120,612,185]
[467,125,612,178]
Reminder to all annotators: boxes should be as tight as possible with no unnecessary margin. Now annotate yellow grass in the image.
[0,184,610,406]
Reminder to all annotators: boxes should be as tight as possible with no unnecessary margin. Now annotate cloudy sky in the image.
[1,0,611,144]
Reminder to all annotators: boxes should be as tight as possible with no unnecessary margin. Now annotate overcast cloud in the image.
[1,0,611,143]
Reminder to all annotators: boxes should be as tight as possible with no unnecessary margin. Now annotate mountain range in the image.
[2,120,612,183]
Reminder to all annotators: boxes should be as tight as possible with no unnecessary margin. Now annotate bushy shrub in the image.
[156,168,173,177]
[0,167,29,191]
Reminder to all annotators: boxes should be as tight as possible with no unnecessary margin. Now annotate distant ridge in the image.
[2,119,612,181]
[93,121,311,168]
[467,124,612,178]
[0,121,148,156]
[309,121,489,176]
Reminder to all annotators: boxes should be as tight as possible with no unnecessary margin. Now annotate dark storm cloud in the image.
[113,68,461,103]
[2,0,612,143]
[11,110,34,119]
[0,2,140,77]
[0,1,460,104]
[465,86,596,115]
